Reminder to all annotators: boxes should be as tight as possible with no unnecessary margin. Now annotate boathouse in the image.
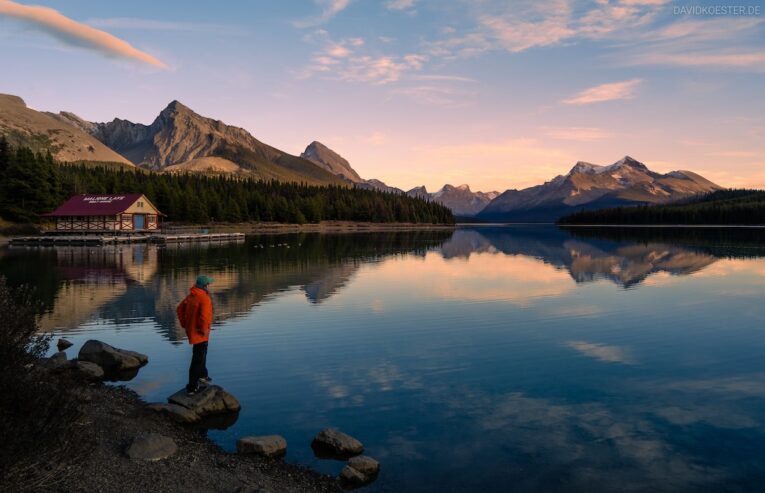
[44,194,162,232]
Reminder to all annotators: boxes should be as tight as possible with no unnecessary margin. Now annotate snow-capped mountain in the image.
[478,156,721,222]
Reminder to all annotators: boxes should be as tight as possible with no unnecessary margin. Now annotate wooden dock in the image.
[9,232,245,246]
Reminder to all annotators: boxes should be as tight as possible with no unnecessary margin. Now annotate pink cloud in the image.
[562,79,642,105]
[0,0,167,68]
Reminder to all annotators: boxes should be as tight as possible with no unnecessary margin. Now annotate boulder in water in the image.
[340,456,380,485]
[167,385,240,417]
[237,435,287,457]
[78,340,148,371]
[57,338,73,351]
[311,428,364,458]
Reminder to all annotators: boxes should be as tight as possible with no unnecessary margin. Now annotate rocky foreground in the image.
[33,340,382,493]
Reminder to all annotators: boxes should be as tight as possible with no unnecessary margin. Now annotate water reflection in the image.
[3,227,765,338]
[2,226,765,492]
[0,232,450,339]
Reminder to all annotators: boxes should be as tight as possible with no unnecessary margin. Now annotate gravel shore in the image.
[52,374,341,493]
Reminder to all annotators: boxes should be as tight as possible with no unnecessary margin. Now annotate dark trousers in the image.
[187,341,209,391]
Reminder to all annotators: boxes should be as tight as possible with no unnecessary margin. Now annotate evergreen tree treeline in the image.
[0,139,454,225]
[558,189,765,225]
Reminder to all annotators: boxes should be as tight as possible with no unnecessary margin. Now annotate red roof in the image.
[44,194,147,216]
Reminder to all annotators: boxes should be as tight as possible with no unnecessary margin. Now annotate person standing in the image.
[176,275,214,394]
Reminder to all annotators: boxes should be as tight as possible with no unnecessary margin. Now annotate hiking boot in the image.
[186,386,200,395]
[199,376,212,385]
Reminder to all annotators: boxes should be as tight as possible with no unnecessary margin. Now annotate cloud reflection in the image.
[565,340,635,364]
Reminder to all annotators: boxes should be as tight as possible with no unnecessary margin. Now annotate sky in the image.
[1,0,764,192]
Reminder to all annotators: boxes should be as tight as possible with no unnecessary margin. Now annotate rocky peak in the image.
[154,100,193,127]
[613,155,648,171]
[569,161,600,175]
[161,99,189,114]
[300,141,362,183]
[406,186,430,200]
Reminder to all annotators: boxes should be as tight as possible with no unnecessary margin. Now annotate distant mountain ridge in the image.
[0,94,131,165]
[478,156,721,222]
[400,184,499,216]
[76,101,345,186]
[0,93,722,219]
[298,142,500,214]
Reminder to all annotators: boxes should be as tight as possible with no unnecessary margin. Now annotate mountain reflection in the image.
[443,226,765,288]
[0,232,449,340]
[2,226,764,340]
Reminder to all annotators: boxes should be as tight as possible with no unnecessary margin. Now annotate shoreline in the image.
[167,220,456,235]
[38,370,341,493]
[0,221,456,244]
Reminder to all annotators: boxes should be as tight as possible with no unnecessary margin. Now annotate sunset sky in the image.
[1,0,764,192]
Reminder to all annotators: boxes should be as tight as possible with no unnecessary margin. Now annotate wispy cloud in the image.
[0,0,167,68]
[412,74,477,83]
[293,0,352,28]
[299,33,425,84]
[619,17,765,72]
[393,84,475,107]
[562,79,642,105]
[628,51,765,72]
[386,0,417,12]
[426,0,666,58]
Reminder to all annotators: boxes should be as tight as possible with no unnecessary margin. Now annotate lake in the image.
[3,225,765,492]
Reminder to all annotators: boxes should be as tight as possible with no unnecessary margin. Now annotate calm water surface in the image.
[3,225,765,492]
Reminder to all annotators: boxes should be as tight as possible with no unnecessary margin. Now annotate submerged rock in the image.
[57,338,73,351]
[167,385,241,417]
[125,433,177,461]
[237,435,287,458]
[311,428,364,458]
[347,455,380,475]
[340,465,367,485]
[78,340,148,371]
[146,403,200,423]
[340,456,380,485]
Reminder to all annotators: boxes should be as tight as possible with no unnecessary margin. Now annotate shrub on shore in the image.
[0,277,83,491]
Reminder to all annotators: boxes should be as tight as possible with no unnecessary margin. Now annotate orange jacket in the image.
[176,286,213,345]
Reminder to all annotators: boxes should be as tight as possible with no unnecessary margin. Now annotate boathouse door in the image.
[134,214,145,230]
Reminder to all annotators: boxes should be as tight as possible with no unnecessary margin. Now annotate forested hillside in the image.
[558,189,765,225]
[0,139,454,225]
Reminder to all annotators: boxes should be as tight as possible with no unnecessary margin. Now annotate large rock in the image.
[78,340,148,371]
[146,403,200,423]
[57,338,73,351]
[340,456,380,485]
[125,433,177,461]
[237,435,287,458]
[311,428,364,458]
[167,385,240,417]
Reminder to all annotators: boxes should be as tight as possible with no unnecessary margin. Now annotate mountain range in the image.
[0,93,722,221]
[478,156,721,222]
